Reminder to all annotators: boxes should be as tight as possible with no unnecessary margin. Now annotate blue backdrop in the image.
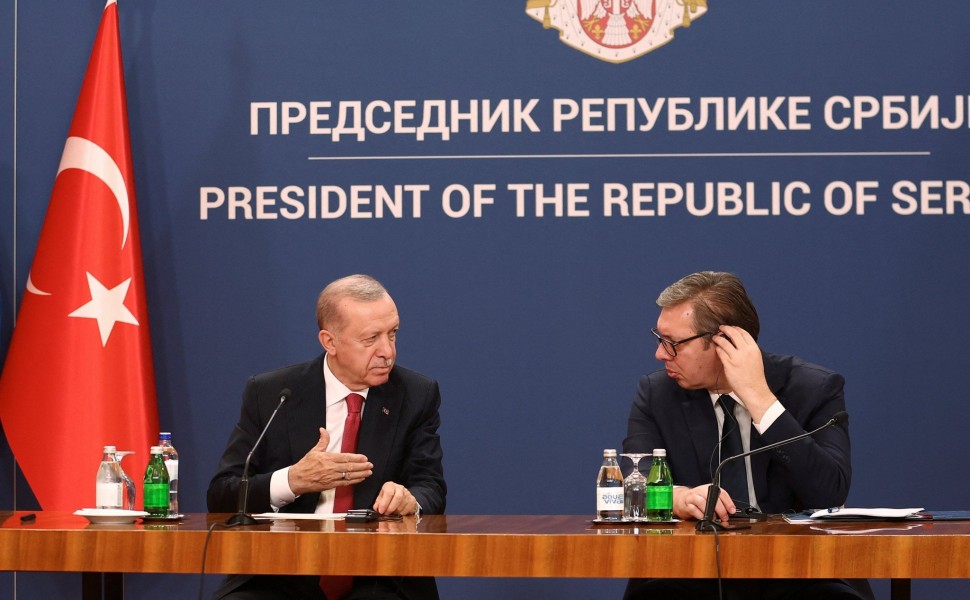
[2,1,969,598]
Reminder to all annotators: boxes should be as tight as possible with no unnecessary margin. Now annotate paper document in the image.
[784,507,923,523]
[785,507,970,524]
[250,512,347,520]
[810,523,924,534]
[810,507,924,519]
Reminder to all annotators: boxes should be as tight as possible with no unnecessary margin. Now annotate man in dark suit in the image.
[623,271,872,600]
[208,274,446,600]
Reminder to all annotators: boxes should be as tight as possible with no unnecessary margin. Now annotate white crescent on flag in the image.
[26,135,131,298]
[57,135,130,249]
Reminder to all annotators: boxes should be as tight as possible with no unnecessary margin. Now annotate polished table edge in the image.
[2,511,969,579]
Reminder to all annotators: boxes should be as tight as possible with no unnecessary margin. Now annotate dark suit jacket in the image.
[207,354,446,599]
[623,352,852,514]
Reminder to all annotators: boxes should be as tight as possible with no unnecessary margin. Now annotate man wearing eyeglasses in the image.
[622,271,872,600]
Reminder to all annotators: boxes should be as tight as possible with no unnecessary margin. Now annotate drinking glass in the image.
[113,450,136,511]
[621,453,651,521]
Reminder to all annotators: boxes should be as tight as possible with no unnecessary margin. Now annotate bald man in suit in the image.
[208,275,445,600]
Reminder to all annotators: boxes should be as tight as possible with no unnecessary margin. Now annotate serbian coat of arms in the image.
[526,0,708,63]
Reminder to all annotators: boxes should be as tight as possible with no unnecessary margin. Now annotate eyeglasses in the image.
[650,328,715,357]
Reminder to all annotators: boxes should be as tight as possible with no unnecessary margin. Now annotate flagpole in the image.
[10,0,20,514]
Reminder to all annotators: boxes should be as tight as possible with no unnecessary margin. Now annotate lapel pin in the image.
[383,407,390,415]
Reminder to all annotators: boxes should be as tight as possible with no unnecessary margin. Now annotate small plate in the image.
[75,508,149,524]
[140,514,185,523]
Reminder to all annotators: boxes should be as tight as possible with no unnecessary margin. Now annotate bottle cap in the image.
[150,445,163,454]
[652,448,667,456]
[603,449,617,457]
[103,445,117,453]
[159,432,172,440]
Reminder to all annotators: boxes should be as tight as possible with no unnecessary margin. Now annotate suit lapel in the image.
[282,358,327,492]
[681,389,719,480]
[356,374,403,502]
[749,353,783,502]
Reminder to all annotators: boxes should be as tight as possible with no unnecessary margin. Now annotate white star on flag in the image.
[69,272,139,346]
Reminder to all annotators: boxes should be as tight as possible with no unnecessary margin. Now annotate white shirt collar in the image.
[708,390,744,410]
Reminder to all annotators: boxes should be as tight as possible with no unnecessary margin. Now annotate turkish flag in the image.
[0,0,159,511]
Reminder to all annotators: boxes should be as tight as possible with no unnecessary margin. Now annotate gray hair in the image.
[316,274,389,332]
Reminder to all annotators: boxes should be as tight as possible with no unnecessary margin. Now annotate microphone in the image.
[226,388,291,526]
[696,410,849,532]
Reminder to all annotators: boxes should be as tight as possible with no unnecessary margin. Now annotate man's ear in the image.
[318,329,337,354]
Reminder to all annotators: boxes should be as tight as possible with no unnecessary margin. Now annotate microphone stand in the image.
[226,390,289,526]
[696,412,847,532]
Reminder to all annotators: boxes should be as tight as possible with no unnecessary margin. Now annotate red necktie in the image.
[333,393,363,512]
[321,392,364,599]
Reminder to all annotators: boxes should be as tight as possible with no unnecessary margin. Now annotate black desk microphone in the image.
[696,410,849,532]
[226,388,291,526]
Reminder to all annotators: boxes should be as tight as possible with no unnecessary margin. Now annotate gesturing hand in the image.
[287,427,373,496]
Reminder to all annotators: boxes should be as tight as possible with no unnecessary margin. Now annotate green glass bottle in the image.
[143,445,170,518]
[646,448,673,521]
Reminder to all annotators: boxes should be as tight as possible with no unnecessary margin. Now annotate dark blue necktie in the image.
[717,395,751,506]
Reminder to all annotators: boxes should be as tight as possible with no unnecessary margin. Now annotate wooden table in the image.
[2,512,969,599]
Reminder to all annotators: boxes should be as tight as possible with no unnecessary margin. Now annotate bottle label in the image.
[164,459,179,481]
[144,483,170,514]
[647,485,673,510]
[96,482,123,509]
[596,486,624,511]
